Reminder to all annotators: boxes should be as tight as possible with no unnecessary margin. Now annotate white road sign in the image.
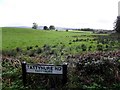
[26,64,63,74]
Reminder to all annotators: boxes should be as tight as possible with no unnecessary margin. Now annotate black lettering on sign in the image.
[30,66,33,69]
[55,66,62,71]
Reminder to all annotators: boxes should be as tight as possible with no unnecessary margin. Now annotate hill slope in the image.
[2,27,92,50]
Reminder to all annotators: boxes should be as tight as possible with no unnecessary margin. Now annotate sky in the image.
[0,0,119,30]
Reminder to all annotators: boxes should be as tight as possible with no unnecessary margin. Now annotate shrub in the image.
[5,49,17,57]
[43,26,49,30]
[81,44,87,51]
[97,44,103,51]
[27,46,33,50]
[36,48,42,54]
[49,25,55,30]
[69,42,72,45]
[28,50,35,57]
[32,23,38,29]
[43,44,51,51]
[88,46,92,51]
[16,47,22,52]
[35,45,38,48]
[66,29,68,32]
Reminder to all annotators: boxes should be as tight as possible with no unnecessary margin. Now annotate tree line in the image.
[32,16,120,33]
[32,23,55,30]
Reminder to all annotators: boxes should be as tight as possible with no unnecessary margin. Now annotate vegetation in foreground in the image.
[2,27,120,89]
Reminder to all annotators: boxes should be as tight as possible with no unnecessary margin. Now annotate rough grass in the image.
[2,27,120,89]
[2,27,94,51]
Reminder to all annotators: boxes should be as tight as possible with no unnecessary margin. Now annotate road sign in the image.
[26,64,63,74]
[21,61,67,87]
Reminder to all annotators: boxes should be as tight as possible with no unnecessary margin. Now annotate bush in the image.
[81,44,87,51]
[27,50,35,57]
[49,25,55,30]
[3,49,17,57]
[43,26,49,30]
[32,23,38,29]
[88,46,92,51]
[27,46,33,50]
[66,29,68,32]
[36,48,42,54]
[75,57,120,89]
[16,47,22,52]
[97,44,103,51]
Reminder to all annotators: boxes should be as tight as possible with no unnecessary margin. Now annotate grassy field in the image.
[2,27,105,51]
[2,27,91,49]
[2,27,120,89]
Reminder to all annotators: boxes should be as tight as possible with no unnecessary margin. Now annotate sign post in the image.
[21,61,27,86]
[62,64,67,85]
[21,61,67,87]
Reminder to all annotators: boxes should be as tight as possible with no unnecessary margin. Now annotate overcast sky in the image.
[0,0,119,30]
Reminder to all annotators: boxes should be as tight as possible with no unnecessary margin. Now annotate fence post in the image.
[21,61,27,87]
[62,64,67,85]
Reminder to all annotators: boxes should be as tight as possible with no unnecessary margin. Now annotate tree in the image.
[114,16,120,33]
[49,25,55,30]
[32,23,38,29]
[43,26,49,30]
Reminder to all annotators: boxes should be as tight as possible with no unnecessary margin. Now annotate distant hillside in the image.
[2,26,31,29]
[3,26,77,30]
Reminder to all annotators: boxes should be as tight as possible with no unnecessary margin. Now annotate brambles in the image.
[36,47,42,54]
[2,46,120,89]
[74,51,120,88]
[27,50,35,57]
[2,57,23,89]
[5,49,17,57]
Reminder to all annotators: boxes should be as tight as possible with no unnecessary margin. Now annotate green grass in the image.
[3,27,119,54]
[2,27,120,89]
[2,27,94,51]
